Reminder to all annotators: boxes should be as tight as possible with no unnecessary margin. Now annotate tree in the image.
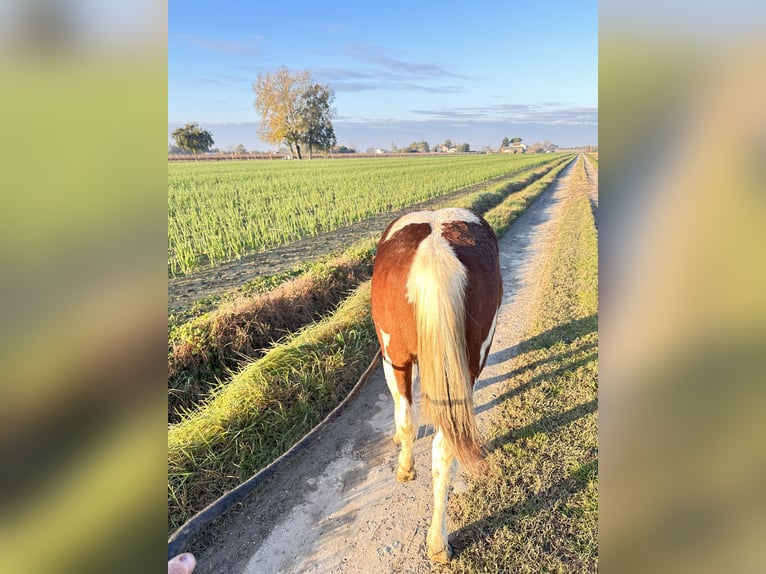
[171,123,214,159]
[253,68,309,159]
[300,82,337,159]
[403,140,430,153]
[510,136,523,143]
[253,67,337,160]
[234,144,247,155]
[501,136,510,148]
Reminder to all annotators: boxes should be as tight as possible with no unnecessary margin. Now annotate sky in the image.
[168,1,598,152]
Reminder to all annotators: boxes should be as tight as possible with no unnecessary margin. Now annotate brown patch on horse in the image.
[446,219,502,380]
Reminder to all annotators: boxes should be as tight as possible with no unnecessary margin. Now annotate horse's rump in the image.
[371,208,501,472]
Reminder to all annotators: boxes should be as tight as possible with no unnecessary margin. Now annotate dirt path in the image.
[191,157,585,573]
[168,169,548,315]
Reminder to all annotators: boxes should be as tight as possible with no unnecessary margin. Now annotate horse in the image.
[370,207,502,562]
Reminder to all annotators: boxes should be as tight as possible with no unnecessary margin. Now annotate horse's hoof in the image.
[428,542,453,563]
[396,466,417,482]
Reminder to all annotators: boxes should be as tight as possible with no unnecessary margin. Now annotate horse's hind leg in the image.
[382,357,417,482]
[427,429,456,562]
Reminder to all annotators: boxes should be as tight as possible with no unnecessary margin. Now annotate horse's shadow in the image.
[449,455,598,557]
[474,314,597,414]
[448,313,598,559]
[413,314,597,441]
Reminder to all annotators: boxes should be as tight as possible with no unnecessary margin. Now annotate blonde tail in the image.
[407,233,485,473]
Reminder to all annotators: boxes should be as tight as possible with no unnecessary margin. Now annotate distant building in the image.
[501,142,527,154]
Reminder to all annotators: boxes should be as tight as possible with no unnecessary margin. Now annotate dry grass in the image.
[167,246,375,422]
[450,155,598,572]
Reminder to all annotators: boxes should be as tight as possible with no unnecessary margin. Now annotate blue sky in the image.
[169,1,597,151]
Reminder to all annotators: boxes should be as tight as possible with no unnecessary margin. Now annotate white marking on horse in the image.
[479,309,499,367]
[380,328,392,362]
[404,210,473,305]
[381,353,417,480]
[396,394,415,440]
[427,429,456,561]
[384,208,479,242]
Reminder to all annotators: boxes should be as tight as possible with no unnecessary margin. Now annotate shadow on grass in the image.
[450,457,598,558]
[474,313,598,415]
[450,312,599,564]
[485,398,597,453]
[475,352,597,416]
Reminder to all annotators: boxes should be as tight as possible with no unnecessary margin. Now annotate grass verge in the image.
[167,240,376,423]
[168,283,378,532]
[450,155,598,573]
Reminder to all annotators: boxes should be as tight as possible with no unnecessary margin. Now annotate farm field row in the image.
[168,153,560,276]
[167,154,577,535]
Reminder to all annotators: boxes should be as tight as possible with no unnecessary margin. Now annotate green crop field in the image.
[168,154,559,276]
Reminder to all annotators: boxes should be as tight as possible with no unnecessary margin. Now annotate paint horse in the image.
[371,207,502,562]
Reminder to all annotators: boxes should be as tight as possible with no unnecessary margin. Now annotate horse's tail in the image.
[407,231,486,474]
